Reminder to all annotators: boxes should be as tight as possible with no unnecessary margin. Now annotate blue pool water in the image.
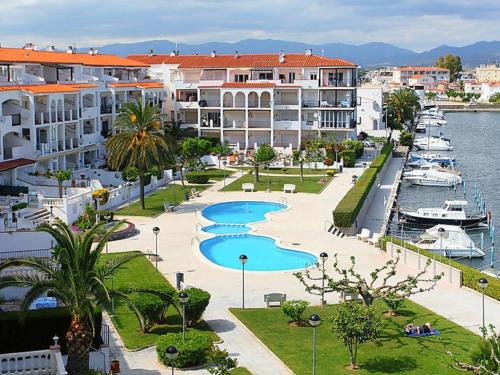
[199,201,317,271]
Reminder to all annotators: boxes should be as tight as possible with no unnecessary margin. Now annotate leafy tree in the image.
[281,300,309,325]
[106,100,174,209]
[211,140,232,169]
[490,93,500,103]
[0,221,140,374]
[163,119,189,154]
[54,170,72,198]
[292,150,306,182]
[382,292,405,316]
[130,293,164,333]
[424,91,438,100]
[208,348,238,375]
[122,167,139,182]
[448,325,499,375]
[386,88,420,129]
[330,302,382,369]
[294,252,442,306]
[180,137,212,170]
[435,54,462,81]
[250,144,276,182]
[305,139,324,171]
[399,130,414,147]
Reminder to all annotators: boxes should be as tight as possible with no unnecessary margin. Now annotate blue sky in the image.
[1,0,499,51]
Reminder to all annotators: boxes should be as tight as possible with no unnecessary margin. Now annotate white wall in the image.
[357,87,384,133]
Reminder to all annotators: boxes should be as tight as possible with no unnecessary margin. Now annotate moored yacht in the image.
[403,163,462,186]
[398,200,487,228]
[408,153,456,167]
[414,137,453,151]
[411,225,485,258]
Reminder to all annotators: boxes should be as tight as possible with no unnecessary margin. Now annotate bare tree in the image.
[294,252,443,306]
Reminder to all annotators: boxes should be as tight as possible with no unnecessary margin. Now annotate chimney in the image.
[23,42,37,50]
[278,50,285,63]
[46,45,55,52]
[169,50,176,57]
[210,50,216,58]
[304,48,312,56]
[149,49,154,57]
[234,51,239,59]
[66,46,76,54]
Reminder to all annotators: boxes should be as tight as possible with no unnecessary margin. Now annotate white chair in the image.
[283,184,296,193]
[242,183,255,192]
[356,228,370,242]
[368,233,380,247]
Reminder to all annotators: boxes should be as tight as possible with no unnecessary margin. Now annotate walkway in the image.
[106,167,500,374]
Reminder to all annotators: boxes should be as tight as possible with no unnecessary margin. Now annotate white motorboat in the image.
[414,137,453,151]
[403,163,462,186]
[398,200,487,228]
[421,108,444,117]
[408,153,456,166]
[411,224,485,258]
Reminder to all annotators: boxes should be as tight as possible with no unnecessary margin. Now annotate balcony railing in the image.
[35,112,50,125]
[223,120,245,129]
[248,120,271,128]
[0,248,53,261]
[101,105,113,115]
[11,113,21,126]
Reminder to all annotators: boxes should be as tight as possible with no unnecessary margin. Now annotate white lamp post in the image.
[153,226,160,270]
[239,254,248,309]
[319,252,328,306]
[309,314,321,375]
[165,346,179,375]
[478,278,488,331]
[179,292,190,339]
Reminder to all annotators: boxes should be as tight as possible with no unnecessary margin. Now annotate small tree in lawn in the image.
[294,252,442,307]
[54,170,72,198]
[331,302,382,369]
[180,137,212,171]
[382,292,405,316]
[250,144,276,182]
[211,140,232,169]
[293,150,306,182]
[281,299,309,326]
[208,348,238,375]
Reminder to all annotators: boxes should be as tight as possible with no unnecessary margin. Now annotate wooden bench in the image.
[264,293,286,307]
[283,184,296,193]
[242,183,255,192]
[164,201,174,212]
[191,188,201,198]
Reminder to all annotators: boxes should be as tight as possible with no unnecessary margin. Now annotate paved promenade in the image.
[106,167,500,374]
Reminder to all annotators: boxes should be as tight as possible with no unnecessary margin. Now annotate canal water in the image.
[393,111,500,272]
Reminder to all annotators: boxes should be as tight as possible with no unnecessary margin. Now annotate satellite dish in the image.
[313,112,319,119]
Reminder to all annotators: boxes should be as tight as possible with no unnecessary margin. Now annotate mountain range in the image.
[90,39,500,67]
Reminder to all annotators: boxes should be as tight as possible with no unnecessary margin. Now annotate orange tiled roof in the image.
[400,66,449,72]
[127,53,356,68]
[0,158,35,172]
[0,83,97,94]
[0,47,147,67]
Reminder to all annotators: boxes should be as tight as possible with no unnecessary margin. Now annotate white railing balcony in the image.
[175,101,199,110]
[248,120,271,128]
[173,80,199,90]
[274,100,299,107]
[81,106,99,119]
[35,112,50,125]
[199,79,225,87]
[0,349,67,375]
[223,120,246,129]
[294,79,319,89]
[302,120,319,129]
[63,109,79,122]
[81,133,101,147]
[274,120,301,130]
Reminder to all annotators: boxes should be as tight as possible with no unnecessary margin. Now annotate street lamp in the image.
[107,260,115,315]
[96,195,103,223]
[126,181,133,216]
[309,314,321,375]
[239,254,248,309]
[49,205,54,217]
[179,292,190,340]
[438,227,446,260]
[478,278,488,331]
[223,160,227,187]
[165,346,179,375]
[153,226,160,270]
[319,252,328,307]
[104,212,112,253]
[266,162,270,192]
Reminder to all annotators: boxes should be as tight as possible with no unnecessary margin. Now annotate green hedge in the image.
[340,149,356,168]
[0,185,28,196]
[175,288,211,327]
[186,172,210,184]
[0,307,102,354]
[381,237,500,302]
[333,143,393,227]
[156,331,213,368]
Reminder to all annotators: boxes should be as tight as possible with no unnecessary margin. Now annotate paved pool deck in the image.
[107,163,500,374]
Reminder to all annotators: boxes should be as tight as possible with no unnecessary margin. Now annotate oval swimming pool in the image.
[199,201,316,271]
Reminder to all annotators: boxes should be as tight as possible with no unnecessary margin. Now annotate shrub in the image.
[208,348,238,375]
[186,172,210,184]
[175,288,211,327]
[323,157,334,167]
[326,170,336,177]
[156,331,213,368]
[0,185,28,196]
[130,293,165,333]
[342,139,365,158]
[399,130,414,147]
[340,149,356,167]
[382,292,405,316]
[11,202,28,211]
[282,300,309,325]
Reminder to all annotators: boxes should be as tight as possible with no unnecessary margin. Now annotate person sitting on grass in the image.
[405,322,433,335]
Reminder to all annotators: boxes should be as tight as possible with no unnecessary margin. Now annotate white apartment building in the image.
[475,64,500,82]
[129,50,358,149]
[0,45,164,186]
[393,66,450,88]
[356,86,384,133]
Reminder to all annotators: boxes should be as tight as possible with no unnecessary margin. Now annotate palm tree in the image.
[0,221,140,374]
[386,88,420,129]
[106,100,174,209]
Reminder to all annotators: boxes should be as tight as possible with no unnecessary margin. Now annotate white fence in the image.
[0,348,67,375]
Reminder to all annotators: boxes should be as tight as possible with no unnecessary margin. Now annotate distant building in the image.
[356,86,384,133]
[393,66,450,88]
[363,67,397,87]
[475,64,500,82]
[480,82,500,102]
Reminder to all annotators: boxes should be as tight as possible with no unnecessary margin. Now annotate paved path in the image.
[106,166,500,374]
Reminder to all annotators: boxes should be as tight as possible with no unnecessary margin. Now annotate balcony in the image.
[248,120,271,129]
[294,79,319,89]
[100,104,113,114]
[35,112,50,125]
[81,133,101,147]
[65,138,79,150]
[64,109,79,122]
[199,99,221,107]
[223,119,246,129]
[274,120,301,131]
[175,100,199,110]
[81,106,99,119]
[321,79,355,88]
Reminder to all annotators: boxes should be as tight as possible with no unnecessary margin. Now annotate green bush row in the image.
[156,331,213,368]
[333,143,393,227]
[0,185,28,196]
[381,237,500,302]
[186,172,210,184]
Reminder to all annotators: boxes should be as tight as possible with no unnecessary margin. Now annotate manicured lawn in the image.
[220,174,331,194]
[115,184,207,217]
[231,300,479,375]
[230,367,252,374]
[231,166,328,175]
[102,251,218,350]
[199,168,234,181]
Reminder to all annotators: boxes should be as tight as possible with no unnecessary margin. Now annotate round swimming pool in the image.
[199,201,316,271]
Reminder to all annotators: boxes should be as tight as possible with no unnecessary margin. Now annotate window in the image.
[258,72,273,80]
[288,72,296,83]
[279,74,285,83]
[234,74,248,83]
[310,73,318,80]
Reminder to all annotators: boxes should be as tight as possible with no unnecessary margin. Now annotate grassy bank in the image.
[220,174,331,194]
